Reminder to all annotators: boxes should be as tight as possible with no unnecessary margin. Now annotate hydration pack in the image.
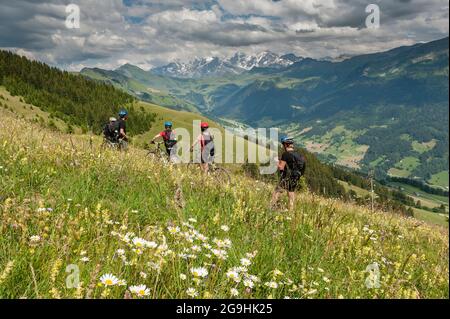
[103,121,119,140]
[287,152,306,180]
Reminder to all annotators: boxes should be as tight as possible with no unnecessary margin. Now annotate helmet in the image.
[118,109,128,118]
[281,137,294,145]
[164,121,173,128]
[200,122,209,129]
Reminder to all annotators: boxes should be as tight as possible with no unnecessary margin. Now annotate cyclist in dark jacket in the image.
[270,137,306,211]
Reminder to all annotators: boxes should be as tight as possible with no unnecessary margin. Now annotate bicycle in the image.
[101,137,128,151]
[147,142,169,163]
[187,160,231,186]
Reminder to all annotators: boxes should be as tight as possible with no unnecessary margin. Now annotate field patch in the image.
[429,171,449,189]
[305,126,369,169]
[412,139,437,154]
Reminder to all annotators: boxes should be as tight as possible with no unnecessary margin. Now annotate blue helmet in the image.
[164,121,173,128]
[118,109,128,118]
[281,137,294,145]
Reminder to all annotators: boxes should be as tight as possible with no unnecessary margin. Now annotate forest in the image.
[0,50,156,135]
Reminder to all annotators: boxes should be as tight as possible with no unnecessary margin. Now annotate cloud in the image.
[0,0,448,70]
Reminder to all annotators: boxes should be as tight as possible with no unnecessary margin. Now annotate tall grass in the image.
[0,114,448,299]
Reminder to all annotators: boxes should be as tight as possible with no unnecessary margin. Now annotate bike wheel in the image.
[212,167,231,186]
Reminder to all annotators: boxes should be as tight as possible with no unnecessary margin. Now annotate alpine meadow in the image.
[0,0,449,303]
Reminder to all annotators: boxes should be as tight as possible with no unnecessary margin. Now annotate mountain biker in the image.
[191,122,215,173]
[270,137,306,211]
[103,117,119,142]
[118,109,129,141]
[150,121,178,158]
[114,109,129,150]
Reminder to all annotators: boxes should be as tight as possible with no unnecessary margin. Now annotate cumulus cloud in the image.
[0,0,448,71]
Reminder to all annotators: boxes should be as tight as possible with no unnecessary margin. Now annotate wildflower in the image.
[118,279,127,286]
[230,288,239,297]
[211,249,228,260]
[246,251,258,259]
[191,245,201,252]
[116,249,125,256]
[203,243,212,250]
[273,269,284,277]
[132,237,147,248]
[180,274,187,281]
[100,274,119,286]
[197,234,208,242]
[221,225,230,232]
[186,288,198,298]
[190,267,208,278]
[240,258,251,267]
[317,267,325,273]
[80,250,87,256]
[145,241,158,249]
[29,235,41,243]
[323,276,331,283]
[81,257,90,263]
[139,272,147,279]
[265,282,278,289]
[226,270,241,283]
[167,226,180,234]
[243,279,254,289]
[129,285,150,297]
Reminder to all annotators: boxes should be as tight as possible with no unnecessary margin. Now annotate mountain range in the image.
[80,37,450,189]
[151,51,303,78]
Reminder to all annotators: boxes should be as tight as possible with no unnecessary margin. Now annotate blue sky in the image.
[0,0,448,71]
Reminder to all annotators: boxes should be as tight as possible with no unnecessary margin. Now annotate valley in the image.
[81,37,449,190]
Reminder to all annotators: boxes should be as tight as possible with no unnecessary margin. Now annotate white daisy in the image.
[29,235,41,243]
[80,257,90,263]
[132,237,147,248]
[230,288,239,297]
[129,284,150,297]
[180,274,187,280]
[190,267,208,278]
[186,288,198,298]
[220,225,230,232]
[167,226,180,234]
[145,241,158,249]
[226,270,241,283]
[243,279,254,289]
[265,281,278,289]
[100,273,119,286]
[240,258,251,267]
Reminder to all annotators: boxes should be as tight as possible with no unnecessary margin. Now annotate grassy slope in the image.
[0,110,448,299]
[133,100,270,164]
[340,179,448,227]
[0,86,77,133]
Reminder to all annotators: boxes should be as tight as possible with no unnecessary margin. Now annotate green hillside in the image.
[0,109,448,299]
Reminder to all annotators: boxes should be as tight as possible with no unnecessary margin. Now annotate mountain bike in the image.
[187,160,231,186]
[147,142,169,163]
[101,137,128,151]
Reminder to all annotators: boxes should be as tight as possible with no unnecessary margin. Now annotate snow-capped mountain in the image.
[151,51,303,78]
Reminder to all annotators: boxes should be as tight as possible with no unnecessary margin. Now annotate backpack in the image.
[103,121,119,140]
[287,152,306,180]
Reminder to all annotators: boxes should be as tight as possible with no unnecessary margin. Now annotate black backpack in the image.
[287,152,306,179]
[103,121,119,140]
